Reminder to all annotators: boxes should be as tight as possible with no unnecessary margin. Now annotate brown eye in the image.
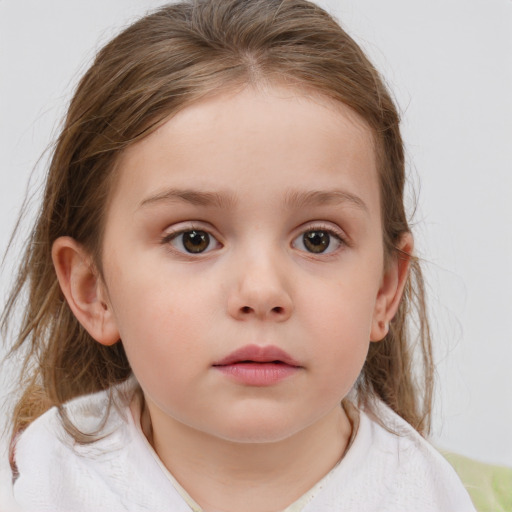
[165,229,219,254]
[292,228,343,255]
[181,230,210,253]
[303,230,331,253]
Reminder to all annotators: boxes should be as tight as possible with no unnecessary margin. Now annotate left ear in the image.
[370,233,413,342]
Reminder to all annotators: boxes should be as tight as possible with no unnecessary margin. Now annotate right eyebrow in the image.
[138,188,237,210]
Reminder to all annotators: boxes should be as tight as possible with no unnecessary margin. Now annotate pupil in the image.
[304,231,329,253]
[183,230,209,253]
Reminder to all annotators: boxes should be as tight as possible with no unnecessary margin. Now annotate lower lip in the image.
[214,363,300,386]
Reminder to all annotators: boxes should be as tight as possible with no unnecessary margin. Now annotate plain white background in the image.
[1,0,511,497]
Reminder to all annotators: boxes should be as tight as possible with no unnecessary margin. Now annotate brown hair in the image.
[2,0,433,446]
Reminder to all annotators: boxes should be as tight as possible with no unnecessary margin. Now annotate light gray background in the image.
[1,0,511,498]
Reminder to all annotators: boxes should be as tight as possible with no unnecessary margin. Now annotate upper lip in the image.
[213,344,301,367]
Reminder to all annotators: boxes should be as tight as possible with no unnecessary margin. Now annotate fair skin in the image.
[52,85,411,512]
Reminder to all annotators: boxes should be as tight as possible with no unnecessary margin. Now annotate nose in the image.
[227,253,293,322]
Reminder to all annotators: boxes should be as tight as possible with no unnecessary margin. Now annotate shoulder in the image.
[309,400,477,512]
[12,379,187,512]
[12,380,144,511]
[14,381,134,465]
[363,401,475,510]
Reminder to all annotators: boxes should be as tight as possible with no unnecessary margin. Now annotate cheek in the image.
[298,273,379,380]
[113,298,198,407]
[303,265,380,334]
[106,264,221,374]
[310,300,371,370]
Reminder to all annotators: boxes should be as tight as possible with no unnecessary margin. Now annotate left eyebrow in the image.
[284,189,369,213]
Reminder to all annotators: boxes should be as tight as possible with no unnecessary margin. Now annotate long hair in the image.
[2,0,433,444]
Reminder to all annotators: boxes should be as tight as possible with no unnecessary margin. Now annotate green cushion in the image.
[443,452,512,512]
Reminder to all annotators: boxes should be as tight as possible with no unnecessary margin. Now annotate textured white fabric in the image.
[11,383,476,512]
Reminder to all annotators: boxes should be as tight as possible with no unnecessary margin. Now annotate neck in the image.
[141,401,352,512]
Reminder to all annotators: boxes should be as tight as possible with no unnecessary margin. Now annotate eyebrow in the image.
[284,189,369,213]
[139,188,237,209]
[138,187,368,213]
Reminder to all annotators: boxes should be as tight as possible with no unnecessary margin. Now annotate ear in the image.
[52,236,120,346]
[370,233,413,342]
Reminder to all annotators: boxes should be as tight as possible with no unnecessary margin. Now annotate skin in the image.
[53,85,411,512]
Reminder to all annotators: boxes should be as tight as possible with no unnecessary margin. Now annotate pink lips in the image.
[213,345,301,386]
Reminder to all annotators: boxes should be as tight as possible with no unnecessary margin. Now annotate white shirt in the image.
[11,382,476,512]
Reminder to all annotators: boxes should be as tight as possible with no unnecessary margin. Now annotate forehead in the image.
[112,85,379,218]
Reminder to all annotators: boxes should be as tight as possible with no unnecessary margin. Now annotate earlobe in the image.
[370,233,413,342]
[52,236,120,346]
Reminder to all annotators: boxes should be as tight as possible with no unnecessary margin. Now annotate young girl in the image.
[2,1,475,510]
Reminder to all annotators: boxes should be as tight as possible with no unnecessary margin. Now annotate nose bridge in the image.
[227,237,293,321]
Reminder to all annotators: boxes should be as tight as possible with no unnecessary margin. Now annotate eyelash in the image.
[291,224,347,256]
[160,225,222,255]
[160,223,347,256]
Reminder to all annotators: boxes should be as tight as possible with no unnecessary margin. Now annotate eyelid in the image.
[161,220,218,239]
[295,221,348,241]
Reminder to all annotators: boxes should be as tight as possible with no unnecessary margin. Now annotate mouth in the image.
[212,344,302,386]
[213,344,301,367]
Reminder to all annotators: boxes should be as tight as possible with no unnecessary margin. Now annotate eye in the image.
[292,228,343,254]
[164,229,220,254]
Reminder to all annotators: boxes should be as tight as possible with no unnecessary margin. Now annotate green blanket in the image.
[443,452,512,512]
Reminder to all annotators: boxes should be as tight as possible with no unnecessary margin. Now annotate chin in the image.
[210,417,309,445]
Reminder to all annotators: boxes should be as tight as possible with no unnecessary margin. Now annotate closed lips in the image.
[213,344,301,367]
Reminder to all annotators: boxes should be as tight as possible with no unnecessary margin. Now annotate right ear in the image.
[51,236,120,346]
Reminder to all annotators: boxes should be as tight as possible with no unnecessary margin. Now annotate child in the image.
[2,0,476,510]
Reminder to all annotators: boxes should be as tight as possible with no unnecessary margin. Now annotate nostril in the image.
[241,306,252,314]
[272,306,284,314]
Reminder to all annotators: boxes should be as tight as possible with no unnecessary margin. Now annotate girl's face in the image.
[99,85,396,444]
